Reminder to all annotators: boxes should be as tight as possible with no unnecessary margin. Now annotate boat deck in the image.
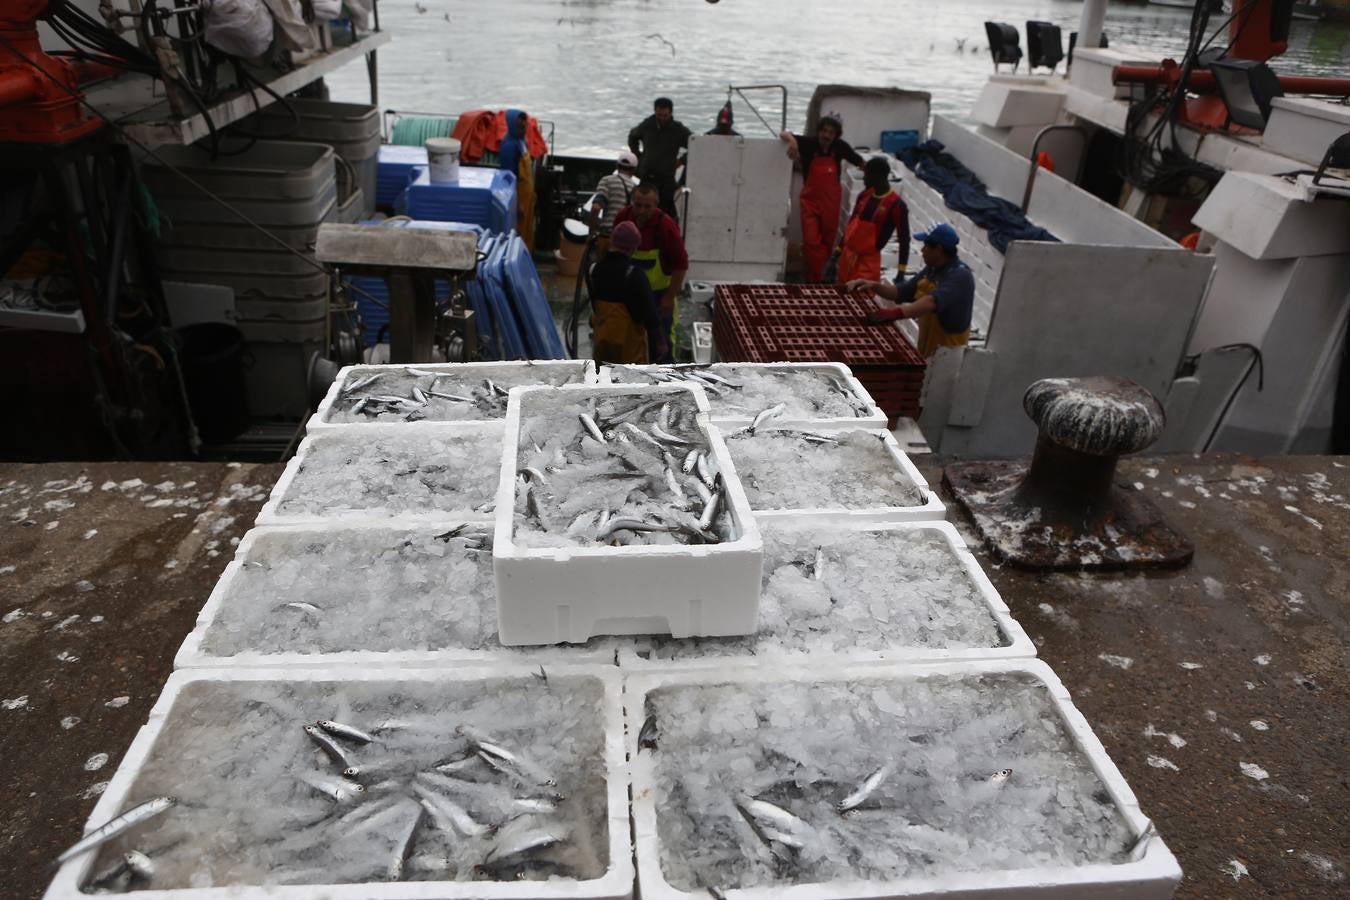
[1,454,1345,898]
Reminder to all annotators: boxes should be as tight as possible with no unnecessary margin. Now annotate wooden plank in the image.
[314,224,478,271]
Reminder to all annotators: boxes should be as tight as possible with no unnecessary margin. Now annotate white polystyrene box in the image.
[599,362,887,431]
[624,659,1181,900]
[620,520,1034,671]
[493,383,763,646]
[308,360,597,432]
[175,521,629,670]
[727,427,945,524]
[255,421,503,527]
[44,664,633,900]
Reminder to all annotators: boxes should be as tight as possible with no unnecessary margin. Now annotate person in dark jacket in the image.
[627,97,691,218]
[590,221,665,364]
[706,101,739,136]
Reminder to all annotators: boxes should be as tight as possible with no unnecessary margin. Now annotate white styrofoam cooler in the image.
[175,521,628,670]
[308,360,597,432]
[493,383,763,646]
[729,427,945,524]
[599,362,887,431]
[624,659,1181,900]
[44,664,633,900]
[620,520,1034,671]
[255,421,503,526]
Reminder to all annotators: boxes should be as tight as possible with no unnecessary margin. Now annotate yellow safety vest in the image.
[632,246,677,347]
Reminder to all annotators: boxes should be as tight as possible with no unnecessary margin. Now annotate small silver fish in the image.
[405,367,442,377]
[85,849,155,889]
[350,397,369,417]
[989,767,1013,783]
[658,402,674,432]
[410,386,428,405]
[56,797,176,864]
[735,796,808,854]
[838,763,894,812]
[385,805,425,882]
[681,449,700,475]
[304,724,352,769]
[579,413,606,443]
[317,720,376,745]
[413,783,491,837]
[462,728,557,787]
[813,548,826,582]
[749,403,786,434]
[517,466,548,485]
[343,373,381,394]
[695,452,714,488]
[597,517,674,541]
[425,390,477,402]
[664,467,688,507]
[651,421,697,446]
[299,772,365,804]
[484,825,569,865]
[698,489,722,531]
[282,601,324,616]
[687,477,712,505]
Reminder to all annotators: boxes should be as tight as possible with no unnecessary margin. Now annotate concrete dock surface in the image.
[0,454,1344,898]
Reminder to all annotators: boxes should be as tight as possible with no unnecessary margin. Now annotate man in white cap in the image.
[586,150,640,254]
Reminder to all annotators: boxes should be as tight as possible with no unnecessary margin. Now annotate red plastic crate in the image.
[712,283,926,418]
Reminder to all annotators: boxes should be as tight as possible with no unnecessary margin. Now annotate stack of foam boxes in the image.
[45,361,1181,900]
[142,142,338,419]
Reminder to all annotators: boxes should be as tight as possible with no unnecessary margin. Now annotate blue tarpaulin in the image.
[896,139,1059,254]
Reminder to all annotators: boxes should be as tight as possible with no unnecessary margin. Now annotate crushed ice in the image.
[726,429,923,510]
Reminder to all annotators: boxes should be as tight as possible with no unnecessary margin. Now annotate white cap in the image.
[617,151,639,168]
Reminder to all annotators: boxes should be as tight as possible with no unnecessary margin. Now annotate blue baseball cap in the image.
[915,223,959,249]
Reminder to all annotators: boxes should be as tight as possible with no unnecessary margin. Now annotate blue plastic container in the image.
[404,166,517,233]
[881,129,922,155]
[375,145,429,207]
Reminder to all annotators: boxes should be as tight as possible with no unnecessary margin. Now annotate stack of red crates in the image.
[712,284,926,422]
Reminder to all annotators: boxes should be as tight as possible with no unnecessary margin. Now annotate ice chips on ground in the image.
[645,674,1135,892]
[608,364,871,421]
[641,527,1006,662]
[726,429,924,510]
[80,676,611,890]
[274,429,500,519]
[201,526,621,658]
[326,363,588,424]
[512,388,733,548]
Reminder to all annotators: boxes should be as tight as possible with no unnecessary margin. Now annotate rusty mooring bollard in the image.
[944,375,1193,570]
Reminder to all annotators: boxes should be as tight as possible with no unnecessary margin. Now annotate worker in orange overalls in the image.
[835,157,910,285]
[779,113,863,283]
[498,108,537,251]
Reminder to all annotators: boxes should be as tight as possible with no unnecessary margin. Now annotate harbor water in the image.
[327,0,1350,155]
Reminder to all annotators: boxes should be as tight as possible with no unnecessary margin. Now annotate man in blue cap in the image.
[846,222,974,358]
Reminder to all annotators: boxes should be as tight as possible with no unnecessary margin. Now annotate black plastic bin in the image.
[177,323,250,443]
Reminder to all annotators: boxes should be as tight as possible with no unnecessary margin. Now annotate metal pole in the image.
[1078,0,1107,55]
[1022,125,1088,211]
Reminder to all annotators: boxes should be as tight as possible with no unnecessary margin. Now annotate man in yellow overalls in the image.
[846,223,973,358]
[612,182,688,363]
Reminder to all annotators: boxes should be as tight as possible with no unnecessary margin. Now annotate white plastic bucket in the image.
[425,137,461,183]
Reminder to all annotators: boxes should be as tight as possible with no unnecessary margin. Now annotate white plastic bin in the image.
[622,520,1034,670]
[600,362,887,431]
[493,383,763,646]
[625,659,1181,899]
[308,360,597,432]
[724,427,945,523]
[256,423,504,525]
[44,664,633,900]
[175,521,630,669]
